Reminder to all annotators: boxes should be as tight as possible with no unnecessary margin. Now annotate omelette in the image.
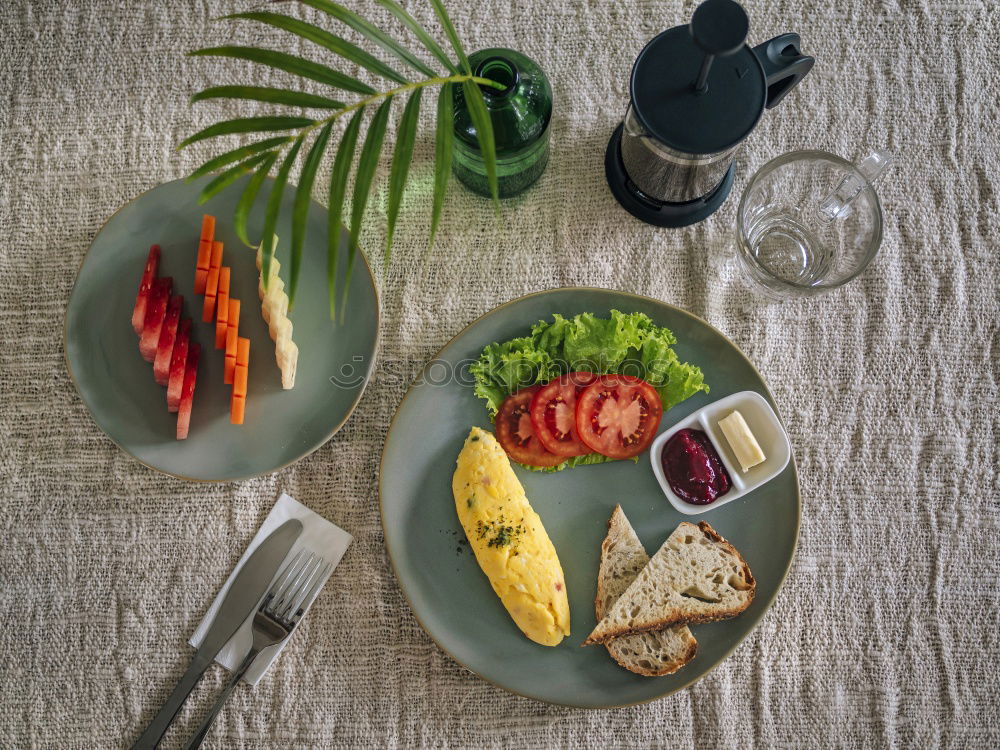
[452,427,570,646]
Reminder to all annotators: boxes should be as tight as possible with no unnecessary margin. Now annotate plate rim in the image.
[379,285,800,708]
[63,177,382,483]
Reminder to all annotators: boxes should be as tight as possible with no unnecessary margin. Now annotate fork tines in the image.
[265,550,332,627]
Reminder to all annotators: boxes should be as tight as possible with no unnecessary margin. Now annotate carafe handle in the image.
[753,33,814,110]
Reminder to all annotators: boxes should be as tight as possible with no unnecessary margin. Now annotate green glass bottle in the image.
[453,48,552,198]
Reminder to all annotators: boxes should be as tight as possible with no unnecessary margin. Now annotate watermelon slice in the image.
[153,295,182,385]
[166,319,191,412]
[139,277,172,362]
[176,343,201,440]
[131,245,160,335]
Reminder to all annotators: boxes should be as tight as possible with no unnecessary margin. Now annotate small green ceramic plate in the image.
[65,177,379,481]
[380,288,798,708]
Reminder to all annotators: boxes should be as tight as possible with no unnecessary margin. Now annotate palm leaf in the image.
[430,82,454,245]
[327,108,366,320]
[429,0,470,74]
[261,137,304,288]
[190,46,375,95]
[297,0,438,78]
[197,152,276,204]
[374,0,458,74]
[235,151,280,246]
[179,116,314,149]
[461,80,499,205]
[384,88,422,261]
[225,12,408,84]
[187,136,291,180]
[344,96,393,317]
[288,122,333,309]
[191,86,344,110]
[185,0,496,320]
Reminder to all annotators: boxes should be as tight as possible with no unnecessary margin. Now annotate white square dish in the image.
[650,390,792,515]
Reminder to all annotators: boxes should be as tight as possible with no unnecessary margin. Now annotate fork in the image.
[182,550,331,750]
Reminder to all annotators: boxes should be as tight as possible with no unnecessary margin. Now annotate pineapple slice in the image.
[255,238,298,390]
[263,280,287,329]
[256,255,281,301]
[276,339,298,391]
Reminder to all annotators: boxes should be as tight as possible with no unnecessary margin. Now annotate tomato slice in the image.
[529,372,598,457]
[495,386,566,468]
[575,375,663,459]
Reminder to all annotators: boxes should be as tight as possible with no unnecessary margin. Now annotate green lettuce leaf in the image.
[524,450,639,474]
[469,336,556,418]
[470,310,710,470]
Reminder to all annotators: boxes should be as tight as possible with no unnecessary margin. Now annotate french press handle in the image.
[753,33,814,110]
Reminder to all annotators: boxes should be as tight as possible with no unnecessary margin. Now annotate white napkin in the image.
[189,493,353,685]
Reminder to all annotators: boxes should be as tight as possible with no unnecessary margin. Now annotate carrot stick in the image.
[209,240,223,270]
[195,216,215,294]
[224,299,240,384]
[215,267,231,348]
[230,394,246,425]
[231,336,250,424]
[224,329,237,385]
[233,363,248,398]
[228,297,241,330]
[200,214,216,243]
[195,240,211,294]
[236,336,250,366]
[202,266,219,322]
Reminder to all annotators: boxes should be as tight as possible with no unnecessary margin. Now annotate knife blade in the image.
[131,518,303,749]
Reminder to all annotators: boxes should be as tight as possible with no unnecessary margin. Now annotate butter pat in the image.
[718,410,765,473]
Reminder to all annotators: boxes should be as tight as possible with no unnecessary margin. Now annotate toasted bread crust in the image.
[592,507,616,617]
[607,634,698,677]
[583,608,748,645]
[697,520,756,598]
[593,505,624,619]
[582,521,756,646]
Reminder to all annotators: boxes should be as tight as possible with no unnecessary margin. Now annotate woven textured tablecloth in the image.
[2,0,998,747]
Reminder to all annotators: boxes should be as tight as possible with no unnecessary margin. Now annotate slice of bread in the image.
[596,506,697,676]
[584,520,755,646]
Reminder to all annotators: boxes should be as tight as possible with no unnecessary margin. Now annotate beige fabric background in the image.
[2,0,998,747]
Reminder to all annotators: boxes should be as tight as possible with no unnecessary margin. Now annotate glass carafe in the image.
[619,103,743,203]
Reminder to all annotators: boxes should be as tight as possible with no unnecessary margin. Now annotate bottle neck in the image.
[476,56,519,98]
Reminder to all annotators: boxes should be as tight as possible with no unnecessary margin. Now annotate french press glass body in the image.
[605,0,815,227]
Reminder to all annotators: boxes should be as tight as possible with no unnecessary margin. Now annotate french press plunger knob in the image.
[604,0,814,228]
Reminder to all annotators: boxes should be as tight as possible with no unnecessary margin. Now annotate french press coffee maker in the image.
[605,0,815,227]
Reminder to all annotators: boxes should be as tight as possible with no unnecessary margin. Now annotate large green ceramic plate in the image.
[65,177,379,481]
[380,288,798,708]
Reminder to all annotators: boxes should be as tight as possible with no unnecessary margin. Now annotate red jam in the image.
[661,428,731,505]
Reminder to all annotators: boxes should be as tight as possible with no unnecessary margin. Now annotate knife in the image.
[131,518,303,749]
